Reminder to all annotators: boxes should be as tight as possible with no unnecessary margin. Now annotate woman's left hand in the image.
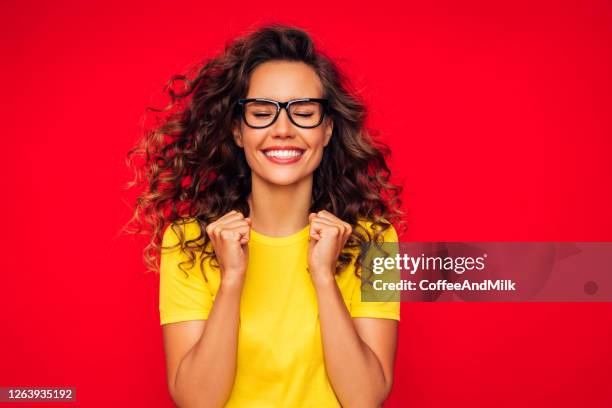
[307,210,352,285]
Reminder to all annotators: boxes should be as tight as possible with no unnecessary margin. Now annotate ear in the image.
[323,118,334,147]
[233,122,243,148]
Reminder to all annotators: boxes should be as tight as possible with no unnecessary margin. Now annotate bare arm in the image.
[313,276,398,408]
[163,280,243,408]
[307,211,399,408]
[162,211,251,408]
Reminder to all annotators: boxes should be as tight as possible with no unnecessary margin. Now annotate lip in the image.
[260,146,305,165]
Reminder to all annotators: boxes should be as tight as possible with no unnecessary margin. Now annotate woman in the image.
[125,24,405,407]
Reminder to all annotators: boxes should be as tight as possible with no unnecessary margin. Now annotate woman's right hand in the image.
[205,210,251,285]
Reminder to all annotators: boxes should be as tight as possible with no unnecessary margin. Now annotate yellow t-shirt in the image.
[159,218,400,407]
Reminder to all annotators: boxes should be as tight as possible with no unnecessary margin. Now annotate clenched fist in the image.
[205,210,251,285]
[307,210,352,286]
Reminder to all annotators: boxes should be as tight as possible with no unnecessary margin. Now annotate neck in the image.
[248,174,312,237]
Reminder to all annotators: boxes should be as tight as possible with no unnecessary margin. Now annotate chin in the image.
[256,170,311,187]
[265,176,304,186]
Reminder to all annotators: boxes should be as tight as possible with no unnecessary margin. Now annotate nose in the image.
[271,108,295,138]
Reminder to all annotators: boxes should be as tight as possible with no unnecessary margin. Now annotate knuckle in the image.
[220,230,233,240]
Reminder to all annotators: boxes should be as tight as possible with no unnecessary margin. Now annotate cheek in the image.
[306,143,327,168]
[310,134,328,152]
[239,132,263,160]
[243,146,261,169]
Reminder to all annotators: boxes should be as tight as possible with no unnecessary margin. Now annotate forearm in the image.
[313,274,389,408]
[173,279,243,408]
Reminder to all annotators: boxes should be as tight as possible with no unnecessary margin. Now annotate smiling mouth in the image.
[261,148,305,164]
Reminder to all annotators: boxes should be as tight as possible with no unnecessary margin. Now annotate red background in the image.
[1,1,611,407]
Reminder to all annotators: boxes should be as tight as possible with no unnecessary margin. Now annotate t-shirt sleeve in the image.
[350,222,400,321]
[159,221,213,325]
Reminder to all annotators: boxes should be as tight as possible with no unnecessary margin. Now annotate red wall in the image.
[1,1,611,406]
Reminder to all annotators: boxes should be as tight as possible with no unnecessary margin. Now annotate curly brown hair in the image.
[123,23,406,278]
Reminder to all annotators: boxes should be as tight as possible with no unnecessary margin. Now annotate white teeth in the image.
[264,150,303,158]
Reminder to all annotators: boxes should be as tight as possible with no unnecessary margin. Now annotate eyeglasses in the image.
[237,98,329,129]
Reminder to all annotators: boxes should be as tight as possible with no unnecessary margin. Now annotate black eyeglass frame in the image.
[237,98,329,129]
